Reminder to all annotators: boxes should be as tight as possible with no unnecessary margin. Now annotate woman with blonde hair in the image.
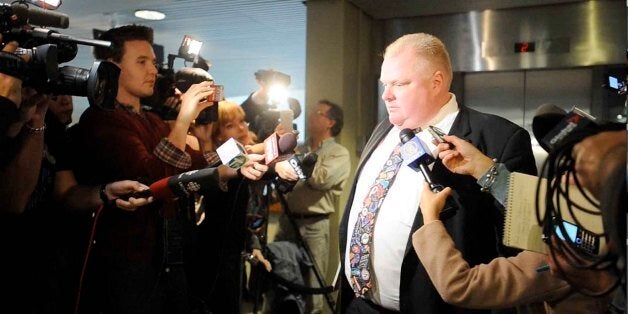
[189,100,271,314]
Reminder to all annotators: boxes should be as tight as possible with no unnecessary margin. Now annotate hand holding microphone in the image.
[419,182,453,224]
[400,128,459,220]
[238,154,268,181]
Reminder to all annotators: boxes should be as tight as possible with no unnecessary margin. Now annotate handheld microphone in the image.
[216,138,249,169]
[264,132,297,165]
[532,105,624,153]
[534,106,598,152]
[9,3,70,29]
[399,128,458,220]
[275,152,318,193]
[149,167,220,199]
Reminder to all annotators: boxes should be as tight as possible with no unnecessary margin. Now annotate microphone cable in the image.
[535,128,620,297]
[73,204,105,314]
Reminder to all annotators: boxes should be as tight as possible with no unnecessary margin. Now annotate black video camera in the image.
[0,2,119,110]
[254,69,291,87]
[143,35,220,124]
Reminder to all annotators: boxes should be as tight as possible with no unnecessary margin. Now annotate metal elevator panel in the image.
[463,72,526,127]
[524,68,593,130]
[383,0,625,72]
[463,68,593,130]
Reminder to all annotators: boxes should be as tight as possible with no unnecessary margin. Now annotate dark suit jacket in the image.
[338,105,537,313]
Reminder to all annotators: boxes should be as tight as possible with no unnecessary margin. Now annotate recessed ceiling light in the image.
[134,9,166,20]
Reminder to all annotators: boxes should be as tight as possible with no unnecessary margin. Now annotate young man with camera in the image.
[71,25,267,313]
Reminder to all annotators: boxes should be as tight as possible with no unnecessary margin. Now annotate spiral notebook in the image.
[503,172,603,253]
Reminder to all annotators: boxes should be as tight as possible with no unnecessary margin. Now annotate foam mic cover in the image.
[278,132,298,154]
[300,152,318,178]
[149,167,219,199]
[11,3,70,29]
[532,104,567,151]
[399,128,435,170]
[264,132,298,164]
[536,106,597,152]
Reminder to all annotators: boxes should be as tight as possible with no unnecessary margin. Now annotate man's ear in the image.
[327,118,336,131]
[432,70,444,91]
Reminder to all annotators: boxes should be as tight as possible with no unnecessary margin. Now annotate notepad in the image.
[503,172,604,253]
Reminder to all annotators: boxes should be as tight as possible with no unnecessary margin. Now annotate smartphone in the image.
[555,220,601,255]
[606,75,625,91]
[279,109,294,132]
[209,85,224,102]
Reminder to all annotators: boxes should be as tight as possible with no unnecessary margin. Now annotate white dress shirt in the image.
[344,94,460,310]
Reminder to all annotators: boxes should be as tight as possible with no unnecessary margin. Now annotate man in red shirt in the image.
[73,25,266,313]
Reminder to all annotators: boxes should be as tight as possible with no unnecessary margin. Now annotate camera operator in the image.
[547,130,626,311]
[241,69,301,140]
[272,99,350,314]
[0,36,154,313]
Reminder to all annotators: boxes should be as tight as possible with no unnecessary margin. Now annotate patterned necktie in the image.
[349,143,403,297]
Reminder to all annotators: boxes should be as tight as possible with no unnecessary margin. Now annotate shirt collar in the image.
[421,93,459,129]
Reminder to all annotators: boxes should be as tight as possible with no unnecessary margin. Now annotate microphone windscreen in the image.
[301,153,318,178]
[278,132,298,154]
[12,4,70,29]
[149,177,173,200]
[532,104,567,150]
[399,128,416,144]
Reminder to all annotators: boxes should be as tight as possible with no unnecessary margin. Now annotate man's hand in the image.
[0,39,24,106]
[274,159,299,181]
[5,88,48,138]
[251,248,272,272]
[437,135,494,179]
[177,81,215,123]
[239,154,268,181]
[105,180,153,211]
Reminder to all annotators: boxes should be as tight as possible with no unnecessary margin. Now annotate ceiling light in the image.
[134,9,166,21]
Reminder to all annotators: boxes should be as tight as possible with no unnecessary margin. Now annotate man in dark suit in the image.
[338,32,537,313]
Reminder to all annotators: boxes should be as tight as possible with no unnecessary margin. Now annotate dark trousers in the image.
[346,297,400,314]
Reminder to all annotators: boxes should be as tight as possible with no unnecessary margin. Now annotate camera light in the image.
[268,84,288,106]
[186,39,202,56]
[134,9,166,21]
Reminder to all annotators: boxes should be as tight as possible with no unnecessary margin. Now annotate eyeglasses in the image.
[315,110,331,119]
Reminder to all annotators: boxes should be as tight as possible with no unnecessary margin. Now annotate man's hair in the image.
[175,67,214,93]
[93,25,154,62]
[318,99,344,136]
[384,33,453,89]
